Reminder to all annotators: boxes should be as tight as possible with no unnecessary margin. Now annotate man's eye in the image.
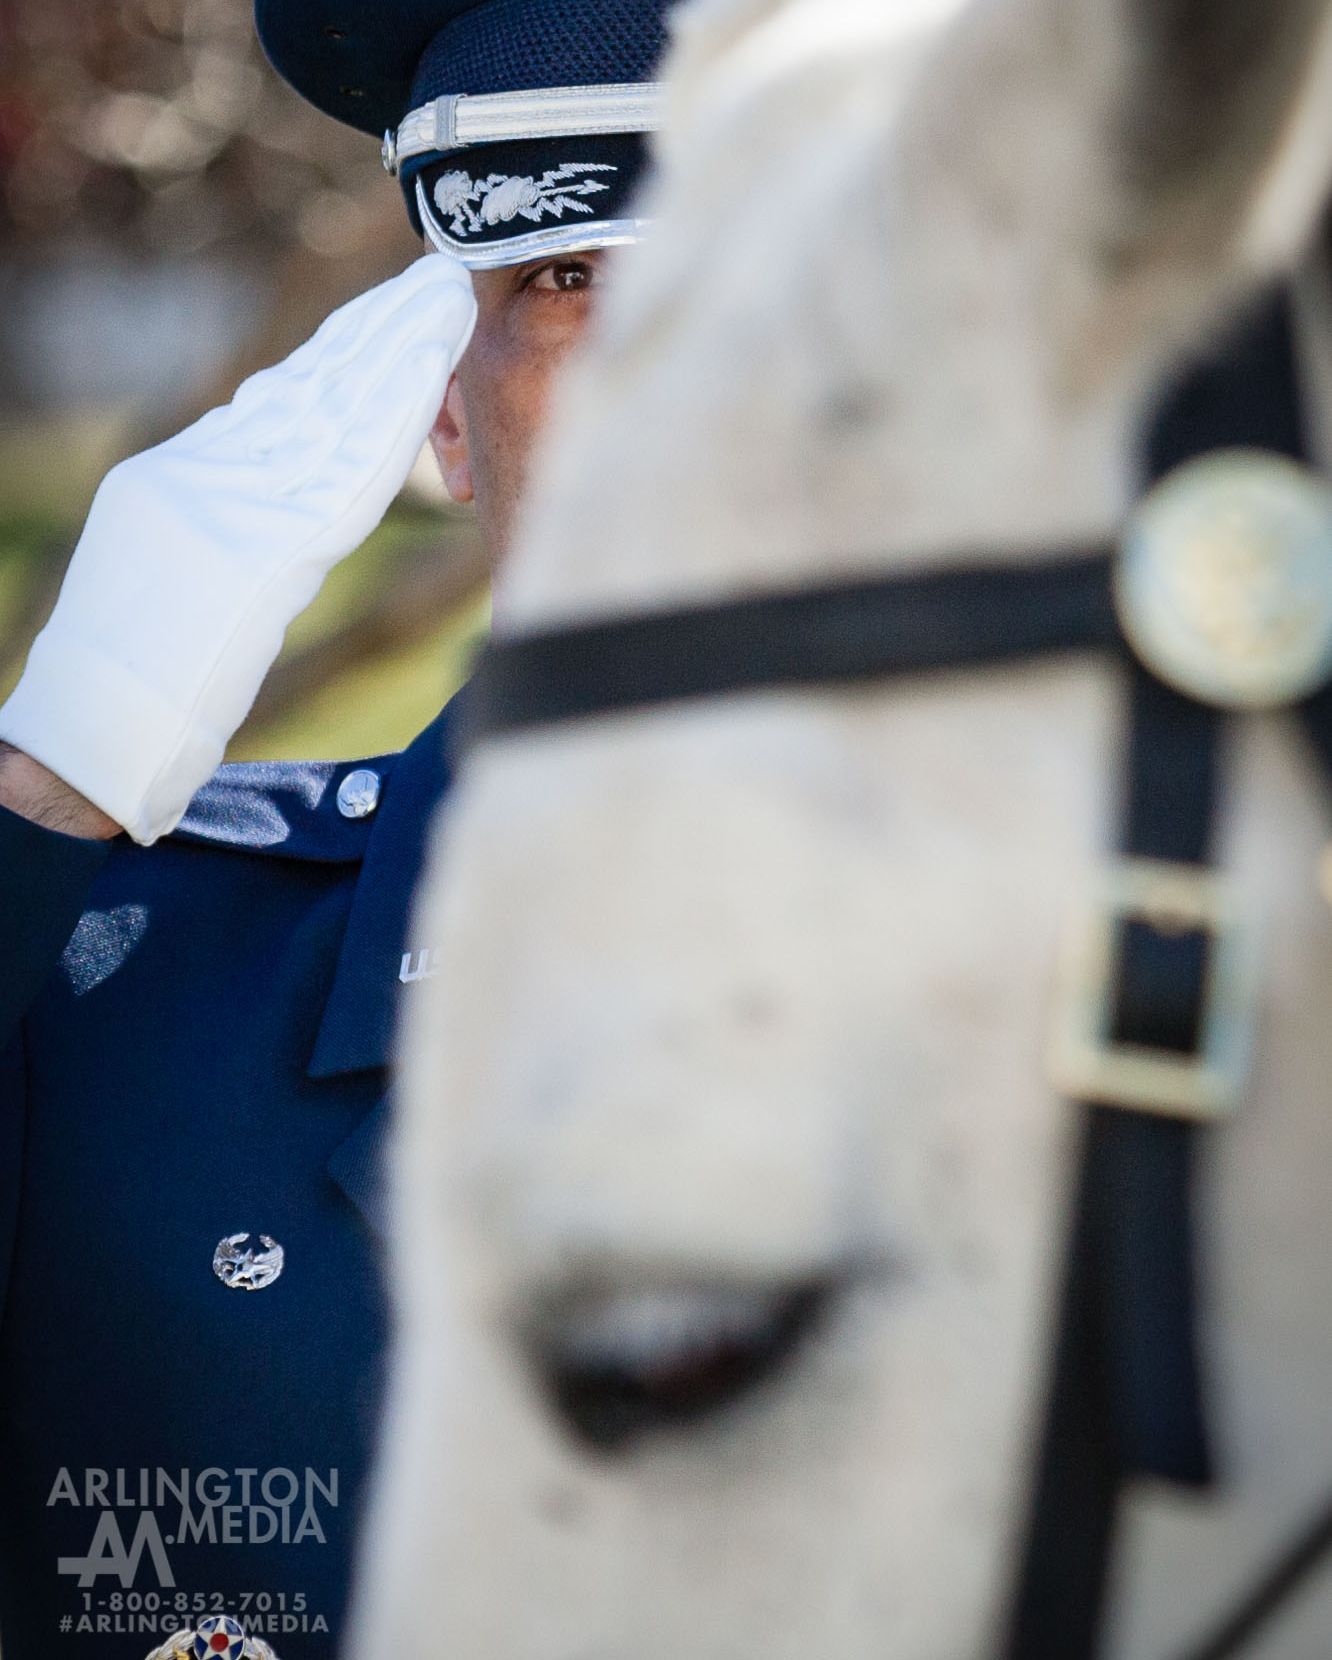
[528,259,601,293]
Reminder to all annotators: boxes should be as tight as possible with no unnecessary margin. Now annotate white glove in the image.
[0,253,476,845]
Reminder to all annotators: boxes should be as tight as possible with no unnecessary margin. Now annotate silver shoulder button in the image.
[336,768,381,820]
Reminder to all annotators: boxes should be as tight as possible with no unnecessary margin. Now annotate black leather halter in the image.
[459,552,1119,744]
[455,292,1332,1660]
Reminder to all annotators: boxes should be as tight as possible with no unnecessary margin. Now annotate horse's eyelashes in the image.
[526,1279,837,1454]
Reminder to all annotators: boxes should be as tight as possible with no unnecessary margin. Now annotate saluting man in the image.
[0,2,671,1656]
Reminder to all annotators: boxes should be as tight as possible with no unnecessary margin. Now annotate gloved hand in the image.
[0,253,476,845]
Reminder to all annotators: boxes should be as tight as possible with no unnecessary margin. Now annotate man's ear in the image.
[429,375,473,503]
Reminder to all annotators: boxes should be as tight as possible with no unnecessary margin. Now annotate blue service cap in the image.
[255,0,674,267]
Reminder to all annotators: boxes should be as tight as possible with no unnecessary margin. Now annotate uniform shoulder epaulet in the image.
[168,752,398,862]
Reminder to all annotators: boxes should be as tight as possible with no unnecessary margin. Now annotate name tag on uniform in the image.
[399,947,443,984]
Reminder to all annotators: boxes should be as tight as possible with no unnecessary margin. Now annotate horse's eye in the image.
[528,1279,835,1453]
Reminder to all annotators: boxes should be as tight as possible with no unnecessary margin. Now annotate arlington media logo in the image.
[51,1468,338,1589]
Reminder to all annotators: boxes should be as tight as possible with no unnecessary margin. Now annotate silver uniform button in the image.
[1116,449,1332,709]
[337,768,381,820]
[213,1233,285,1292]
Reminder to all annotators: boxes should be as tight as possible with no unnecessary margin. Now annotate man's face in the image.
[429,249,611,567]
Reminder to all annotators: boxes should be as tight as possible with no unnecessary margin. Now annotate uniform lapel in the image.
[326,1097,394,1238]
[315,695,460,1233]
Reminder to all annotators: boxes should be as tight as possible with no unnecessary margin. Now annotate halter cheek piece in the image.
[455,293,1332,1660]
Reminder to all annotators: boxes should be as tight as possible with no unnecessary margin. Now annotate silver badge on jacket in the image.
[213,1233,285,1292]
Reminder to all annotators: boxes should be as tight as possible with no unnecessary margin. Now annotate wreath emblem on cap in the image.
[433,162,617,237]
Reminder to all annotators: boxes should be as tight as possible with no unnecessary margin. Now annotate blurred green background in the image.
[0,0,490,762]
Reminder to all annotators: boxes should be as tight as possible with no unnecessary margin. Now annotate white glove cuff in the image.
[0,629,223,844]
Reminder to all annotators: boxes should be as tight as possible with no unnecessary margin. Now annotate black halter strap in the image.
[459,552,1119,747]
[1007,291,1313,1660]
[1005,667,1222,1659]
[455,289,1329,1660]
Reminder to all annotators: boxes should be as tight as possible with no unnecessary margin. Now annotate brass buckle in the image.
[1048,858,1258,1122]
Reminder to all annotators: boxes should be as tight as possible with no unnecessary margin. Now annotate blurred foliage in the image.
[0,0,488,763]
[0,0,414,265]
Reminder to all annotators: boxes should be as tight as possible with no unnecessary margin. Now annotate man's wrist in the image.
[0,743,121,841]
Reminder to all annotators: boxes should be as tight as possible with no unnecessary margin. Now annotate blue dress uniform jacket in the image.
[0,698,457,1660]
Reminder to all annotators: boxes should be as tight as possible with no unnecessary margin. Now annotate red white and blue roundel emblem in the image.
[193,1615,245,1660]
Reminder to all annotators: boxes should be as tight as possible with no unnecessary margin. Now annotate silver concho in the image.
[1115,449,1332,709]
[212,1233,285,1292]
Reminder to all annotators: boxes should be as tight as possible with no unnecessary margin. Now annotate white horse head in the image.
[355,2,1332,1655]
